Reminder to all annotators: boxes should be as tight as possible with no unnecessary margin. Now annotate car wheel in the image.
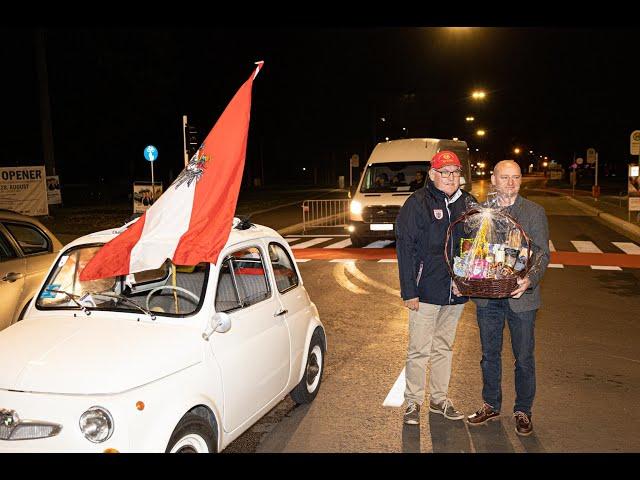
[350,234,366,248]
[166,413,216,453]
[290,330,325,405]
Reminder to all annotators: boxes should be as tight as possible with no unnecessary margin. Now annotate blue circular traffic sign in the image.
[144,145,158,162]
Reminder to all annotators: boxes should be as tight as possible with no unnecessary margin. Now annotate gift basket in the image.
[444,194,533,298]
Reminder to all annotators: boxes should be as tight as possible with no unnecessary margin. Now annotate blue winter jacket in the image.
[396,180,475,305]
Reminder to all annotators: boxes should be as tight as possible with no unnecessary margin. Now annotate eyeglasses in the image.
[435,169,462,178]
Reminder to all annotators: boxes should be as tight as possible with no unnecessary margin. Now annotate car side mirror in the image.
[202,312,232,341]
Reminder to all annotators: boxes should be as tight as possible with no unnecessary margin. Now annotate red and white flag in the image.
[80,62,264,281]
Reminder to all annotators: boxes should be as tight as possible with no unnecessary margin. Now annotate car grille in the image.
[0,409,62,440]
[362,206,401,224]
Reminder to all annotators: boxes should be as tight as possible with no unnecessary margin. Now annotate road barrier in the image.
[302,199,350,234]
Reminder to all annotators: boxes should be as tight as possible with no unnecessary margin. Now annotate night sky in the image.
[2,27,640,189]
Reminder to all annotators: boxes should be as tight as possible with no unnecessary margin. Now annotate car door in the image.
[2,221,56,318]
[210,244,291,433]
[0,228,26,330]
[266,242,310,377]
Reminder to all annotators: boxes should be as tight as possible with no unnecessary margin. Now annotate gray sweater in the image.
[471,194,550,312]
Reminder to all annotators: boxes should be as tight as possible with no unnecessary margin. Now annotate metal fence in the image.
[302,199,350,233]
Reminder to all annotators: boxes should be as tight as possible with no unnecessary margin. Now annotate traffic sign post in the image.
[349,154,359,187]
[144,145,158,202]
[587,148,599,200]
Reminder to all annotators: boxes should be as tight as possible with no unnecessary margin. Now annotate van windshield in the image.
[360,162,429,193]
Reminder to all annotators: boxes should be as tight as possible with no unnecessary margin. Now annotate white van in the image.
[348,138,472,247]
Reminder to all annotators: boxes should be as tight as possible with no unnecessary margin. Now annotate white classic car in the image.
[0,219,326,452]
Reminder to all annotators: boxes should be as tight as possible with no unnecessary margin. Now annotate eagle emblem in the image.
[433,209,443,220]
[174,145,209,189]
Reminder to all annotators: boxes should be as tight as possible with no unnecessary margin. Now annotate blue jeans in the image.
[476,299,536,416]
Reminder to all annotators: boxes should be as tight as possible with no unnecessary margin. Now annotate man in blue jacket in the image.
[396,151,475,425]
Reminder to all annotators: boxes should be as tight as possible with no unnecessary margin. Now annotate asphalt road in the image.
[222,182,640,453]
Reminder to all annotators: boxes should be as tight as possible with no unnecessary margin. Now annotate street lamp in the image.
[465,116,475,122]
[402,127,408,138]
[476,129,486,137]
[471,90,486,100]
[514,148,521,155]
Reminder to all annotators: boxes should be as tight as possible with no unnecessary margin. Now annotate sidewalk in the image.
[532,186,640,241]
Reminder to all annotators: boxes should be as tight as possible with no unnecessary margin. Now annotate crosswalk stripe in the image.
[378,259,398,263]
[549,240,556,252]
[612,242,640,255]
[324,238,352,249]
[363,240,395,248]
[548,264,564,268]
[591,265,623,271]
[571,241,603,253]
[285,237,301,245]
[295,259,311,263]
[383,367,406,407]
[291,238,330,249]
[329,259,357,263]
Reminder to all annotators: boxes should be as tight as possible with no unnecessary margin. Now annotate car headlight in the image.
[79,407,114,443]
[350,200,363,215]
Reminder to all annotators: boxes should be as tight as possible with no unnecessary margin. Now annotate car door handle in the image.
[273,308,288,317]
[1,272,25,283]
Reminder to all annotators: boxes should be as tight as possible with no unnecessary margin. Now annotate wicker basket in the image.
[444,209,532,298]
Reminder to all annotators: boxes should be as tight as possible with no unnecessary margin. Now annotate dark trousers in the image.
[476,299,536,416]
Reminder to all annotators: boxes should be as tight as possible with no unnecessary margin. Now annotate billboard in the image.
[0,166,48,216]
[46,175,62,205]
[133,182,163,214]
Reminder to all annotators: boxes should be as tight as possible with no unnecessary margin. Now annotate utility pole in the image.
[35,29,55,176]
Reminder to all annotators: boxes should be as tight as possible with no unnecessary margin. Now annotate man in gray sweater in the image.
[465,160,550,436]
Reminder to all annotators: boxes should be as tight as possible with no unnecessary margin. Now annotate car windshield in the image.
[36,244,209,317]
[360,162,429,193]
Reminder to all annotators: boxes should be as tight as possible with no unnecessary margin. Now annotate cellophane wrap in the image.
[452,191,532,281]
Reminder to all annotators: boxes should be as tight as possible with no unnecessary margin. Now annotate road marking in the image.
[285,237,301,244]
[332,263,369,294]
[548,264,564,268]
[591,265,623,271]
[329,259,357,263]
[612,242,640,255]
[344,262,401,297]
[295,259,311,263]
[378,259,398,263]
[364,240,395,248]
[571,241,603,253]
[291,238,329,249]
[285,234,348,238]
[549,240,556,252]
[324,238,352,249]
[383,367,406,407]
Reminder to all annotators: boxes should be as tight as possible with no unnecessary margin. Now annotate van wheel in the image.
[166,413,216,453]
[350,234,366,248]
[290,331,324,405]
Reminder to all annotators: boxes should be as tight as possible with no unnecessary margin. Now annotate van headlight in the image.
[80,407,114,443]
[350,200,363,215]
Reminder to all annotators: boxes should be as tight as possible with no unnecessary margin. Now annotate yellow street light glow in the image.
[544,156,548,160]
[529,150,533,154]
[465,116,475,122]
[472,91,486,100]
[476,129,486,136]
[514,148,521,154]
[543,162,548,167]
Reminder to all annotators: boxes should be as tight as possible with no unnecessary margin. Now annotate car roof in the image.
[63,217,285,253]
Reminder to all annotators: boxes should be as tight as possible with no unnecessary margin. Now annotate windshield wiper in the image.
[90,292,156,321]
[48,289,92,316]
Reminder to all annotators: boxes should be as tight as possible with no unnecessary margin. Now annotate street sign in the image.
[576,157,584,165]
[350,154,360,168]
[144,145,158,162]
[586,148,596,164]
[631,130,640,156]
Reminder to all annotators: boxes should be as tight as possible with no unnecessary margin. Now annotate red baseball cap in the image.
[431,151,461,169]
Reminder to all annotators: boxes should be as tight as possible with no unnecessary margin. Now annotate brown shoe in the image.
[514,411,533,436]
[467,402,500,425]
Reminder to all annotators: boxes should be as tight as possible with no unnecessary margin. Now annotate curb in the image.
[565,196,640,239]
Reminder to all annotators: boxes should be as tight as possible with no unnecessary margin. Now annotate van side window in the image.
[215,246,271,312]
[268,242,299,293]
